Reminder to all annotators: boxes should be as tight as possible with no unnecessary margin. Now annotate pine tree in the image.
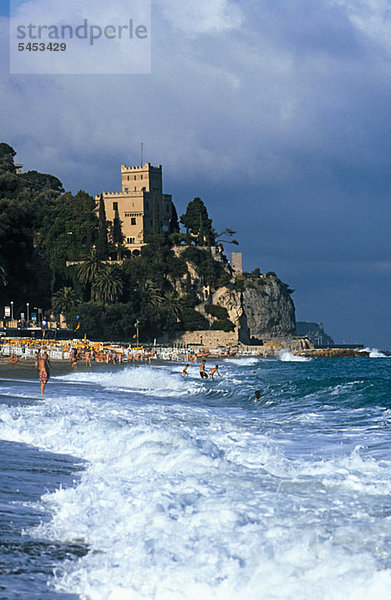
[113,209,123,245]
[180,197,216,246]
[198,214,205,246]
[112,208,124,261]
[96,194,109,260]
[169,203,180,233]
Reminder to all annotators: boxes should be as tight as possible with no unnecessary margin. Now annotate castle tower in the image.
[121,163,163,194]
[97,162,173,256]
[231,252,243,274]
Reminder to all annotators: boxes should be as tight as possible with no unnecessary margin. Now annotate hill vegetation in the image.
[0,143,247,341]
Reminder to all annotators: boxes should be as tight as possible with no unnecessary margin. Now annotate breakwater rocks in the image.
[297,348,388,358]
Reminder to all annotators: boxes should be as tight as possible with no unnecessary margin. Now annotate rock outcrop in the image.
[295,322,334,347]
[211,286,251,343]
[173,246,296,343]
[242,273,296,340]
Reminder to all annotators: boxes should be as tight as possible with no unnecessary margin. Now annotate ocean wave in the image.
[1,360,391,599]
[278,350,311,362]
[359,348,389,358]
[54,365,202,397]
[223,357,259,366]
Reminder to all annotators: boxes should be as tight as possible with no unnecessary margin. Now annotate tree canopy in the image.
[0,142,245,341]
[180,197,216,246]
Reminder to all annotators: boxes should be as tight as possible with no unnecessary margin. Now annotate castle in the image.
[96,162,174,255]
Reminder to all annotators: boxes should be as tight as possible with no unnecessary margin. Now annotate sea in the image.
[0,352,391,600]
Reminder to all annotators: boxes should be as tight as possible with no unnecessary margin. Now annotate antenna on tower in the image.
[141,142,144,166]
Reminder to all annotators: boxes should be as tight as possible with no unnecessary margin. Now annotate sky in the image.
[1,0,391,348]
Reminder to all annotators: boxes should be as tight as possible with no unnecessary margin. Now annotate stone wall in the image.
[171,330,239,348]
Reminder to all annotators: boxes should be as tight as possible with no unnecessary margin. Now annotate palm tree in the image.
[140,279,164,308]
[51,286,79,314]
[92,266,123,304]
[164,290,183,321]
[0,264,7,287]
[76,247,105,286]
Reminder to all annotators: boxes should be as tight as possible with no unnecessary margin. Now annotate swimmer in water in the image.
[252,389,262,402]
[209,365,222,380]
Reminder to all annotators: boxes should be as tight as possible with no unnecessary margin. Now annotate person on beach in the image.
[200,359,208,379]
[209,365,222,380]
[252,390,262,402]
[34,349,41,370]
[70,347,78,371]
[38,351,51,394]
[85,348,91,367]
[182,364,190,377]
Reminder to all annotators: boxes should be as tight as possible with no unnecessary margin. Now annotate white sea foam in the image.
[359,348,388,358]
[278,349,311,362]
[55,365,203,397]
[223,357,259,366]
[1,364,391,599]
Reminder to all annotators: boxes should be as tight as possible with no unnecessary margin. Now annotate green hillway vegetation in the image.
[0,142,248,341]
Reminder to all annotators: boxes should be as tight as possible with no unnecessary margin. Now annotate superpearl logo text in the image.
[16,19,148,45]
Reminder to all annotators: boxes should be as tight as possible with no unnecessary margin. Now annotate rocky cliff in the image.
[174,246,296,342]
[295,321,334,347]
[242,273,296,341]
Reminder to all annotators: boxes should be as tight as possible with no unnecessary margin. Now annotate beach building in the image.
[96,163,174,255]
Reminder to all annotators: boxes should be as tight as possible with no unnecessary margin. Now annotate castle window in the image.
[113,202,118,210]
[141,174,143,179]
[126,237,136,244]
[131,217,136,225]
[134,175,136,180]
[127,176,129,181]
[134,187,136,191]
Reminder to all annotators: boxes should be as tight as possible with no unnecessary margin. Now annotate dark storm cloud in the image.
[1,0,391,346]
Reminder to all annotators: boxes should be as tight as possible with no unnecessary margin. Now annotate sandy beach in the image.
[0,355,123,381]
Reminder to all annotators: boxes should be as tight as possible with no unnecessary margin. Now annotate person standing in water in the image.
[200,359,208,379]
[38,351,51,394]
[182,364,190,377]
[209,365,222,380]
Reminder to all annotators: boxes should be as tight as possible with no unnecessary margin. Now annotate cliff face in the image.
[242,274,296,340]
[205,275,295,342]
[174,246,296,342]
[211,286,251,343]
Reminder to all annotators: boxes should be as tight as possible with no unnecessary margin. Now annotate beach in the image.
[0,354,126,380]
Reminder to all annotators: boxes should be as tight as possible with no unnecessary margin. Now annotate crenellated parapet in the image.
[121,162,162,173]
[95,190,147,199]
